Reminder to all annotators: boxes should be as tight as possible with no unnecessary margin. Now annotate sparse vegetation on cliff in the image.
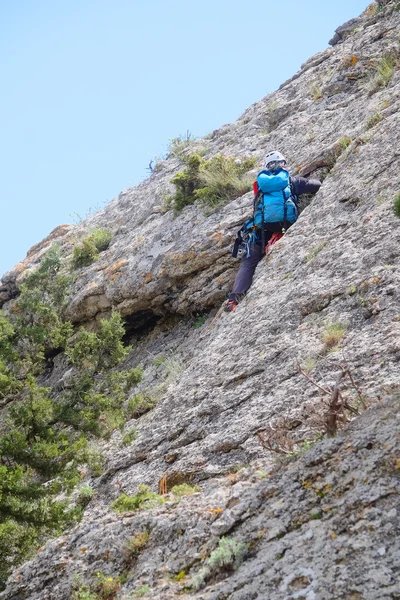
[111,485,164,513]
[72,228,112,269]
[190,537,248,591]
[167,153,256,213]
[393,193,400,217]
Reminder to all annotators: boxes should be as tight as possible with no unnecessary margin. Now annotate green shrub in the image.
[0,520,37,588]
[62,314,141,437]
[194,155,256,211]
[72,228,112,269]
[321,323,347,350]
[192,314,207,328]
[85,446,105,477]
[190,537,248,591]
[311,84,323,100]
[338,136,352,150]
[95,572,121,599]
[169,154,256,213]
[208,537,248,570]
[163,355,185,379]
[13,246,73,370]
[126,391,156,418]
[72,238,99,268]
[0,249,141,588]
[124,530,150,560]
[0,311,16,358]
[393,193,400,217]
[0,249,84,589]
[89,228,112,251]
[300,357,317,374]
[366,111,383,129]
[133,586,150,597]
[169,153,202,211]
[66,312,130,373]
[375,54,397,87]
[73,586,99,600]
[77,485,95,507]
[170,483,200,497]
[111,485,164,513]
[367,53,398,93]
[122,428,137,446]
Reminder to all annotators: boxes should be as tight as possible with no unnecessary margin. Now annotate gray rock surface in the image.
[1,2,400,599]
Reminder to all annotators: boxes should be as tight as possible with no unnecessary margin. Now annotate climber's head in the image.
[263,150,287,172]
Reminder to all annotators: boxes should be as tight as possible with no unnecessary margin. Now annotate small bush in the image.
[170,483,200,497]
[86,446,105,477]
[338,136,352,150]
[301,357,317,374]
[161,355,185,385]
[173,570,187,582]
[195,155,256,211]
[169,154,202,211]
[190,536,248,591]
[321,323,347,350]
[192,314,207,328]
[95,572,121,599]
[90,228,112,251]
[124,530,150,560]
[122,428,137,446]
[73,585,99,600]
[367,52,398,93]
[133,586,150,597]
[77,485,95,507]
[306,132,316,144]
[375,54,397,87]
[126,392,156,418]
[311,84,323,100]
[111,485,164,513]
[66,312,130,373]
[208,537,248,570]
[366,111,383,129]
[393,193,400,217]
[72,228,112,269]
[169,154,256,213]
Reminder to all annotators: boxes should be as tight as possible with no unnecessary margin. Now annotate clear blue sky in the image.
[1,0,368,278]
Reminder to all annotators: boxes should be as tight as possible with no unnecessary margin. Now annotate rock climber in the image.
[225,150,321,312]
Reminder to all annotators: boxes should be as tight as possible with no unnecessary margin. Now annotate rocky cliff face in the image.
[1,2,400,599]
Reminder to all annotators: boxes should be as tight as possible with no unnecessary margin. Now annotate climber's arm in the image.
[291,176,321,196]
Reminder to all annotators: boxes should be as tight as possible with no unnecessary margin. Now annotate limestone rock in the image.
[1,2,400,599]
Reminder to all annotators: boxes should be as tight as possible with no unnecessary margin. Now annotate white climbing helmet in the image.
[263,150,286,169]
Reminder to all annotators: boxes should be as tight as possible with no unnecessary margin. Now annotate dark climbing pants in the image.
[229,242,264,300]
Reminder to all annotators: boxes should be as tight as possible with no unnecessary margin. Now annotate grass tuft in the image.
[170,483,200,497]
[321,323,347,350]
[366,111,383,129]
[393,193,400,218]
[111,485,164,513]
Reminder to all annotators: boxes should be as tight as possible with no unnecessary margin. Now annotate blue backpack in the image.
[253,168,298,230]
[232,168,299,259]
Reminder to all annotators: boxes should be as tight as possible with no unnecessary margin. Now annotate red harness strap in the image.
[265,232,284,254]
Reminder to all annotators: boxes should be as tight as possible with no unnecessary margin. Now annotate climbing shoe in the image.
[224,299,238,312]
